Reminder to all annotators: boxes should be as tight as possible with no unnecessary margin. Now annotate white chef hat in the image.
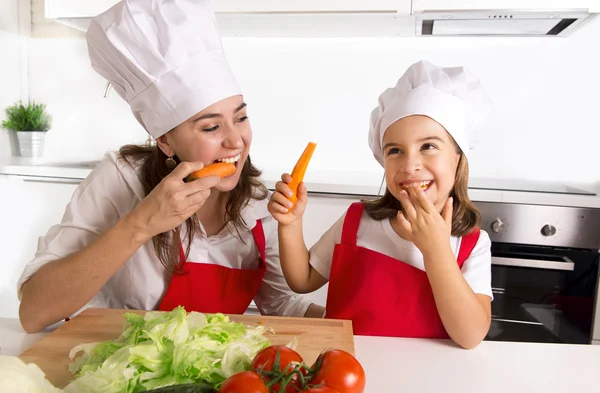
[368,60,492,166]
[85,0,241,139]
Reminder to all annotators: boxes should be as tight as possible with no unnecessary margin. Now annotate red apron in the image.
[325,202,480,338]
[158,220,267,314]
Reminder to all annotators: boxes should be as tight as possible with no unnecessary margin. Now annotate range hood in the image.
[414,9,597,36]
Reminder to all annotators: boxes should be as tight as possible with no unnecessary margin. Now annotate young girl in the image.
[268,60,494,349]
[17,0,324,333]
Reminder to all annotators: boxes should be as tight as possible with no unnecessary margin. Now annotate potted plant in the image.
[2,100,52,157]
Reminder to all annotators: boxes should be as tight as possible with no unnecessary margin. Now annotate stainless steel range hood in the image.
[414,9,596,36]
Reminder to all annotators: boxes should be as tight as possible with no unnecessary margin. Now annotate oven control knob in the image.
[541,224,556,236]
[491,219,504,233]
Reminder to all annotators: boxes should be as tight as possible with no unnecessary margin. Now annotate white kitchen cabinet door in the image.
[45,0,118,18]
[297,193,363,307]
[45,0,410,18]
[212,0,410,13]
[412,0,597,12]
[0,176,79,318]
[45,0,415,36]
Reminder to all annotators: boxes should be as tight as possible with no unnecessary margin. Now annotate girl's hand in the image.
[129,161,221,240]
[395,185,453,257]
[268,173,307,227]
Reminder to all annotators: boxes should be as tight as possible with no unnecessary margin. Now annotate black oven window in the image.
[486,243,599,344]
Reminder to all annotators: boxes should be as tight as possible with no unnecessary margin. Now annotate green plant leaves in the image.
[2,101,52,132]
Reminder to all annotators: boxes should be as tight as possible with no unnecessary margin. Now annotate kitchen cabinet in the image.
[44,0,415,36]
[45,0,116,19]
[212,1,409,13]
[0,175,79,318]
[1,0,19,33]
[45,0,411,18]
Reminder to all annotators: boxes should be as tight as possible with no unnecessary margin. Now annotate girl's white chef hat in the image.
[85,0,241,139]
[368,60,493,166]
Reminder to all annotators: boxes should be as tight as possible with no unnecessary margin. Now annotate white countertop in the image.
[3,155,600,208]
[2,317,600,393]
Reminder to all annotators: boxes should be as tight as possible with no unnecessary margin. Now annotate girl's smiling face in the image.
[382,115,461,212]
[158,95,251,192]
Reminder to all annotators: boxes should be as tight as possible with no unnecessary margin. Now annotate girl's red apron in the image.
[159,220,267,314]
[325,202,480,338]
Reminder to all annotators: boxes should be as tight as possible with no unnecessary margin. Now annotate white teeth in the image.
[401,181,433,190]
[217,153,240,164]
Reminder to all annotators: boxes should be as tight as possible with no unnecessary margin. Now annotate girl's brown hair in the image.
[362,151,480,237]
[118,144,268,272]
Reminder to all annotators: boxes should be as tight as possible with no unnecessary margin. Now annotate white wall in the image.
[0,0,27,157]
[23,7,600,184]
[223,28,600,184]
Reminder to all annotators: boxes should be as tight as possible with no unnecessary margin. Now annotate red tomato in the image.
[251,345,305,393]
[218,371,269,393]
[300,386,339,393]
[310,350,366,393]
[251,345,304,372]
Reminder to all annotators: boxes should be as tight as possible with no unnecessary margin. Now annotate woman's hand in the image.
[395,185,453,257]
[129,161,221,240]
[268,173,308,227]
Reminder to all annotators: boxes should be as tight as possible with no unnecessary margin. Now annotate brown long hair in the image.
[362,153,480,237]
[118,145,268,272]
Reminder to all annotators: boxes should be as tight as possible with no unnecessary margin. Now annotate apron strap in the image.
[251,219,267,268]
[341,202,365,246]
[457,227,481,267]
[178,241,186,268]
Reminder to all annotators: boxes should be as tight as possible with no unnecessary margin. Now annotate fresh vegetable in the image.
[286,142,316,207]
[299,387,339,393]
[251,346,305,393]
[251,346,303,372]
[309,350,365,393]
[221,345,364,393]
[217,371,269,393]
[0,355,62,393]
[187,162,237,181]
[146,383,217,393]
[64,307,271,393]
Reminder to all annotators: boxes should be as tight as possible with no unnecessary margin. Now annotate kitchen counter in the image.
[2,155,600,208]
[2,317,600,393]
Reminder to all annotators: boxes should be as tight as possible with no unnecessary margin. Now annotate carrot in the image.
[287,142,317,207]
[187,162,237,181]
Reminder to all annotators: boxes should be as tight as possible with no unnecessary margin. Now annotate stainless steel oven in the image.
[475,201,600,344]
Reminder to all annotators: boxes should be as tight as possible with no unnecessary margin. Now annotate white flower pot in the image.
[16,131,46,157]
[7,130,21,157]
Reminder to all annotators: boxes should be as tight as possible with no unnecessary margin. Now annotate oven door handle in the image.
[491,256,575,271]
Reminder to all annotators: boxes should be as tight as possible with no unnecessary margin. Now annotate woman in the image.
[17,0,324,333]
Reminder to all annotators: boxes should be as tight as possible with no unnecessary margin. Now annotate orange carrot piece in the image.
[287,142,317,207]
[187,162,236,181]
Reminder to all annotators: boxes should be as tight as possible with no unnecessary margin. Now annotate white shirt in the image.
[17,152,311,317]
[309,209,493,299]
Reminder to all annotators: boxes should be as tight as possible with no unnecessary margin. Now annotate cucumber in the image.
[145,383,217,393]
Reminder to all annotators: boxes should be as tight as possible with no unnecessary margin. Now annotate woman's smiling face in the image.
[159,95,251,192]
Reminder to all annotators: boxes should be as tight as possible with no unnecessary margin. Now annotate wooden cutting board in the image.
[19,308,355,389]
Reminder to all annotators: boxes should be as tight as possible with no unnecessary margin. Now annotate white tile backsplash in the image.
[3,1,600,183]
[27,38,147,161]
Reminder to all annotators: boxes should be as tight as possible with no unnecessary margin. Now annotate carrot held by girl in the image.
[268,60,494,349]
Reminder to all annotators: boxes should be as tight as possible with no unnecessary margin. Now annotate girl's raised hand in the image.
[268,172,308,227]
[395,185,453,256]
